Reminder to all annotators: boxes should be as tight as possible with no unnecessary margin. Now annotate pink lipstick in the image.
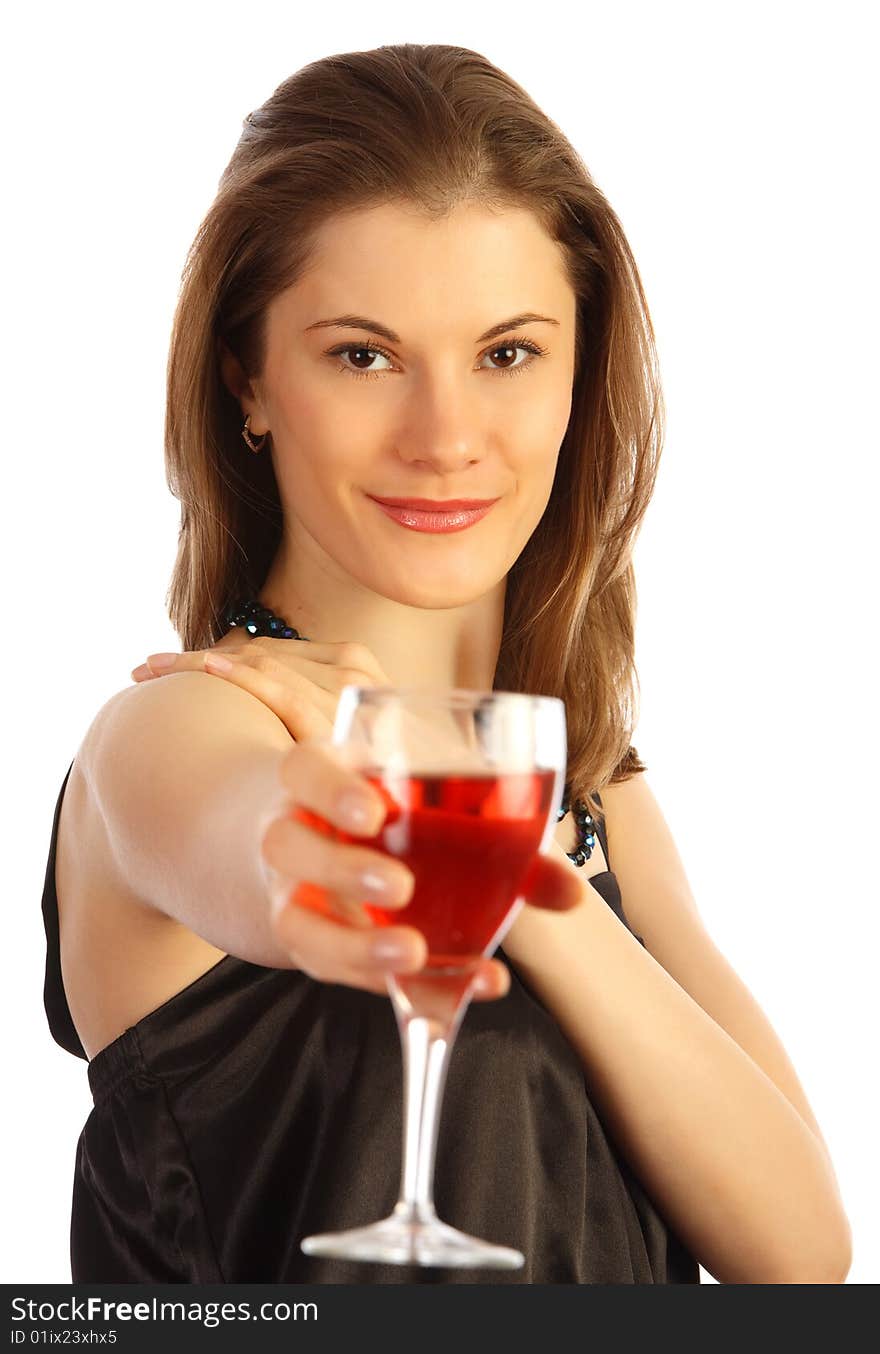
[367,495,500,533]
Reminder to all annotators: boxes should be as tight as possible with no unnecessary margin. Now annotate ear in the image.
[218,340,267,430]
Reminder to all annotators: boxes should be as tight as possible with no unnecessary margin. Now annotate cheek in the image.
[520,379,573,448]
[310,371,394,455]
[273,370,337,446]
[272,379,373,485]
[509,388,571,484]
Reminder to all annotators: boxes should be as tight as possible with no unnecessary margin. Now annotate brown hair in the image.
[165,42,663,822]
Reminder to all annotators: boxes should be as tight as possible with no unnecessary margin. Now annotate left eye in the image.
[328,338,546,381]
[479,343,538,375]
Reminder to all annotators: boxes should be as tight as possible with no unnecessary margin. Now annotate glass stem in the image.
[387,981,472,1226]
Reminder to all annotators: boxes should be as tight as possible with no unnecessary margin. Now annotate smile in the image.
[366,495,500,534]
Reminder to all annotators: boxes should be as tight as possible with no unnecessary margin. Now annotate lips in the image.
[369,496,500,510]
[366,494,500,534]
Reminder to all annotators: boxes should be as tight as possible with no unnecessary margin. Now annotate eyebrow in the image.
[303,312,560,344]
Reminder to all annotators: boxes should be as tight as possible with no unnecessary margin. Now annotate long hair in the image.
[165,43,664,820]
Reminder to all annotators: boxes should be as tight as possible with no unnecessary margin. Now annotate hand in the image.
[131,636,390,741]
[131,636,585,999]
[259,739,585,1002]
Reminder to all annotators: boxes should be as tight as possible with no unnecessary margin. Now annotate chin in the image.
[367,566,501,611]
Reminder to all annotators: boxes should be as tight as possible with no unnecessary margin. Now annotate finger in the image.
[260,811,414,913]
[211,633,387,681]
[470,958,511,1001]
[519,850,585,912]
[133,644,305,678]
[270,886,428,987]
[141,650,206,677]
[269,883,507,1000]
[289,877,377,930]
[275,739,393,841]
[214,646,385,711]
[133,643,387,719]
[201,654,336,741]
[133,650,337,742]
[132,651,223,680]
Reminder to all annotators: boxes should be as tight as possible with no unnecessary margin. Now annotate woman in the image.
[42,43,851,1284]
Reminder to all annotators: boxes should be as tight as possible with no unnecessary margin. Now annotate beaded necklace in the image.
[224,596,600,866]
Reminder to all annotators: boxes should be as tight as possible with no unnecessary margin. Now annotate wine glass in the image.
[299,685,567,1269]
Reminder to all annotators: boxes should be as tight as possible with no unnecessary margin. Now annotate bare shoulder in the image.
[79,668,294,793]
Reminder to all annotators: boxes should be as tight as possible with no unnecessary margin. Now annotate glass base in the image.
[301,1208,525,1269]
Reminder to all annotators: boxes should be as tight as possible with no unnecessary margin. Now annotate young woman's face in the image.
[238,200,577,609]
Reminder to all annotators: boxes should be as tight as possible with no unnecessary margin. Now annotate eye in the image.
[326,336,548,382]
[478,338,547,377]
[328,342,395,380]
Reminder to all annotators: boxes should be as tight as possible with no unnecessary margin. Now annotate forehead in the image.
[270,201,574,334]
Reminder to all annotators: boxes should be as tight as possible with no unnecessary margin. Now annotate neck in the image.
[258,539,506,692]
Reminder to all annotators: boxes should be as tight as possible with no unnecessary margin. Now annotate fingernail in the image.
[147,653,178,670]
[337,789,382,833]
[358,868,406,901]
[204,653,233,673]
[369,936,421,968]
[131,663,152,681]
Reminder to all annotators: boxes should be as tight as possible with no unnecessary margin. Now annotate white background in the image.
[4,0,877,1285]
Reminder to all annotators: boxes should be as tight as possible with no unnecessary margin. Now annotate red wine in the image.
[294,769,556,971]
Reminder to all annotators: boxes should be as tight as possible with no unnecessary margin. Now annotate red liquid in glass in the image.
[295,769,556,974]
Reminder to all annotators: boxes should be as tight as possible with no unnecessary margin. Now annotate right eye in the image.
[327,343,395,381]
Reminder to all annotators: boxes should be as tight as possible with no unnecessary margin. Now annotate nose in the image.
[395,379,485,473]
[397,442,481,473]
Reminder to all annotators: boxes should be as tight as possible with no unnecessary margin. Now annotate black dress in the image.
[42,758,700,1284]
